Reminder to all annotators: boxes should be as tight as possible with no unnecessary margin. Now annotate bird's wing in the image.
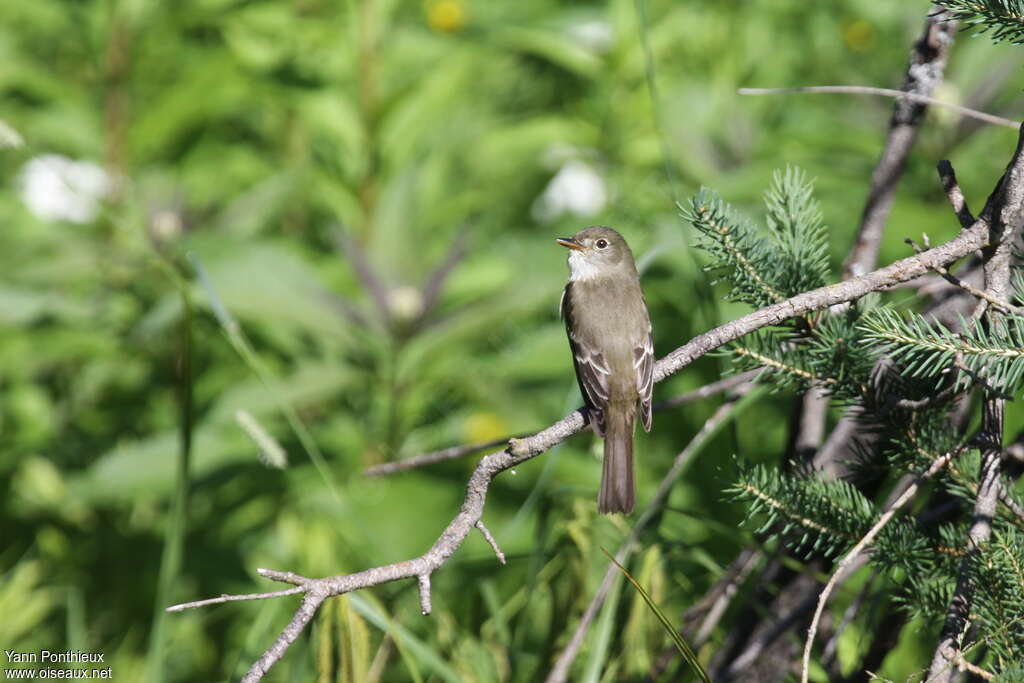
[635,325,654,432]
[562,282,611,436]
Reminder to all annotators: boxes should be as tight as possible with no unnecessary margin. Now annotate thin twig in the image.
[652,370,760,410]
[938,159,976,229]
[738,86,1018,130]
[417,229,469,326]
[692,548,762,648]
[722,571,833,678]
[999,484,1024,526]
[905,236,1024,315]
[166,586,306,612]
[475,520,506,565]
[821,569,877,670]
[363,435,528,476]
[800,449,958,683]
[335,228,393,324]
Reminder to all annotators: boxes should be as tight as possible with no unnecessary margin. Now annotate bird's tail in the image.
[598,406,635,514]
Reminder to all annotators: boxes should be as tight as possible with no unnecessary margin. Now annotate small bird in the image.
[557,226,653,514]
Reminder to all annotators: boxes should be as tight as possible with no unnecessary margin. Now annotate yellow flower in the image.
[842,19,876,53]
[427,0,466,34]
[463,412,507,444]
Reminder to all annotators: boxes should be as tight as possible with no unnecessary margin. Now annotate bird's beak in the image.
[556,237,585,251]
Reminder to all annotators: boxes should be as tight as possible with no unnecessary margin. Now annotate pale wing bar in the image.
[634,328,654,432]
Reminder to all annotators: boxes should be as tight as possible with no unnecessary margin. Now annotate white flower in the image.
[567,20,614,53]
[388,286,424,321]
[532,159,608,223]
[18,155,112,224]
[0,119,24,149]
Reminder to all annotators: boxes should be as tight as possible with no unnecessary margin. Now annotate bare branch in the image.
[999,483,1024,526]
[417,574,432,615]
[417,228,469,324]
[475,520,506,565]
[652,548,762,678]
[335,228,393,324]
[945,648,996,681]
[938,159,976,228]
[692,548,762,648]
[257,568,308,585]
[164,586,306,613]
[737,86,1017,131]
[241,592,327,683]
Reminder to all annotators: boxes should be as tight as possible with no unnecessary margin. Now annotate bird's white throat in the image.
[567,250,602,282]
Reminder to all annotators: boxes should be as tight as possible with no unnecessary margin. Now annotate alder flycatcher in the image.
[557,226,653,514]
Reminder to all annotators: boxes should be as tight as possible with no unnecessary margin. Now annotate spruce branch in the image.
[935,0,1024,44]
[764,167,831,294]
[860,307,1024,392]
[732,338,837,388]
[730,464,869,557]
[686,170,833,309]
[685,191,787,306]
[974,529,1024,664]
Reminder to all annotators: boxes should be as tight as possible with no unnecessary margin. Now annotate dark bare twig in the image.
[822,570,877,672]
[691,548,762,647]
[938,160,976,228]
[652,369,760,410]
[417,228,469,325]
[720,570,833,679]
[335,229,392,324]
[652,548,762,678]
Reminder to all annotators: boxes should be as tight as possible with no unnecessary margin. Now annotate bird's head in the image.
[556,226,634,281]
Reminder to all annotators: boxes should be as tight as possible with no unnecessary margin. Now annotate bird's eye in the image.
[595,239,608,249]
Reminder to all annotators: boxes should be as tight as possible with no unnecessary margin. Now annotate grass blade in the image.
[601,548,710,683]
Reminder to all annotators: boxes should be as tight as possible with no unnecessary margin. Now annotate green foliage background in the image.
[1,0,1022,680]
